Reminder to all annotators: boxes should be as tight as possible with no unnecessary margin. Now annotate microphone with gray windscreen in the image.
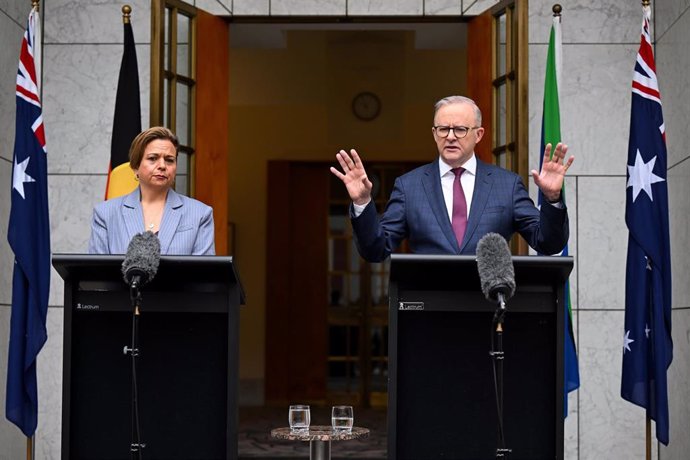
[476,232,516,307]
[121,231,161,290]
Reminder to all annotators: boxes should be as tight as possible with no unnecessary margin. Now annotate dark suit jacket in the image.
[351,158,569,261]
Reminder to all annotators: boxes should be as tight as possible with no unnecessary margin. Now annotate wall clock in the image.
[352,91,381,121]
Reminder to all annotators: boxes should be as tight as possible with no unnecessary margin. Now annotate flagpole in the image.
[27,2,41,459]
[123,4,132,24]
[27,437,33,460]
[553,3,562,85]
[641,0,653,457]
[642,2,652,457]
[30,7,40,460]
[646,418,651,460]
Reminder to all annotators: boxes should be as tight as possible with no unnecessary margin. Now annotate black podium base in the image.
[69,310,229,460]
[394,310,556,459]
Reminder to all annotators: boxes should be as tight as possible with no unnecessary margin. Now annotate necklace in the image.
[148,223,155,230]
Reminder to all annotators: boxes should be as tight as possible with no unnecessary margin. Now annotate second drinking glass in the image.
[331,405,353,433]
[289,405,310,434]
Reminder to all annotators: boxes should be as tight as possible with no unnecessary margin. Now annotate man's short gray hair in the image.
[433,95,482,126]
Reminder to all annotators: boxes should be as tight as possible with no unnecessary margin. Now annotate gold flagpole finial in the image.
[552,4,562,17]
[122,5,132,24]
[642,0,651,7]
[32,0,39,12]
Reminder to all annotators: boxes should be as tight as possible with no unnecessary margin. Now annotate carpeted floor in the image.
[238,406,387,459]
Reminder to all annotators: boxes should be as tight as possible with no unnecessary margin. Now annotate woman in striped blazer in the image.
[88,127,215,255]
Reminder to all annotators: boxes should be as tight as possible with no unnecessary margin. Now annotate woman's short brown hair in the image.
[128,126,179,170]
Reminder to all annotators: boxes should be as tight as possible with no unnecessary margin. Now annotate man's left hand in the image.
[531,142,574,202]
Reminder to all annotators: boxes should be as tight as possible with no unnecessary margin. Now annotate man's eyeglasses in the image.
[433,126,480,139]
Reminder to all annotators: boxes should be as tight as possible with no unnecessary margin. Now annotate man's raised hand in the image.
[330,149,373,206]
[530,142,574,202]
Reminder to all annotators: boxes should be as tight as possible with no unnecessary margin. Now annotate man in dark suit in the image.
[330,95,574,261]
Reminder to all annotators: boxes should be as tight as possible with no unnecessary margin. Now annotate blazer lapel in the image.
[460,160,493,252]
[421,159,460,253]
[158,189,183,254]
[122,188,144,242]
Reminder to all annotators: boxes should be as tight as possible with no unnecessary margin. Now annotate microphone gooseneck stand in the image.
[489,293,511,459]
[124,283,145,459]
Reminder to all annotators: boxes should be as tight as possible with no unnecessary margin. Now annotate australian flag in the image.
[6,6,50,438]
[621,6,672,446]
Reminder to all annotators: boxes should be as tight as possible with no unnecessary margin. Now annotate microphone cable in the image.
[129,294,144,460]
[490,316,510,458]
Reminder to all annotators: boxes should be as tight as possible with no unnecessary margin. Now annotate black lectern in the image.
[53,254,245,460]
[388,254,573,460]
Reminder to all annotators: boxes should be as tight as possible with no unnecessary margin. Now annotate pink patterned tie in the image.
[451,167,467,247]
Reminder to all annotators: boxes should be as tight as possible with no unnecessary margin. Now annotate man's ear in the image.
[475,127,485,143]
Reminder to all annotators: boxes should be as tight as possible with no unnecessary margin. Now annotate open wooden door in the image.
[467,9,493,164]
[196,10,229,254]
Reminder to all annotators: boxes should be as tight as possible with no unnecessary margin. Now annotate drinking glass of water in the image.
[331,405,354,433]
[289,405,310,434]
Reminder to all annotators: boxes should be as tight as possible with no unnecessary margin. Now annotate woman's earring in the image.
[135,173,139,181]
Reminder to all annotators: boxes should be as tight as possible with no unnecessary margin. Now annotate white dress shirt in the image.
[439,154,476,221]
[352,154,478,218]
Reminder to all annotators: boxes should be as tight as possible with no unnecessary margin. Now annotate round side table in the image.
[271,426,370,460]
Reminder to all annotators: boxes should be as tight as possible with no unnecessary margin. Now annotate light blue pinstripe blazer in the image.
[88,187,215,255]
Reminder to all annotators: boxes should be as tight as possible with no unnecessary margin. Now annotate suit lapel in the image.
[460,160,493,252]
[158,189,183,254]
[122,188,144,242]
[421,159,460,253]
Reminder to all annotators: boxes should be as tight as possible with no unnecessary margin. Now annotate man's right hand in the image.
[329,149,373,206]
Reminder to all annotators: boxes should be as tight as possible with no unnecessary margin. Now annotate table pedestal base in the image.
[271,425,369,460]
[310,439,331,460]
